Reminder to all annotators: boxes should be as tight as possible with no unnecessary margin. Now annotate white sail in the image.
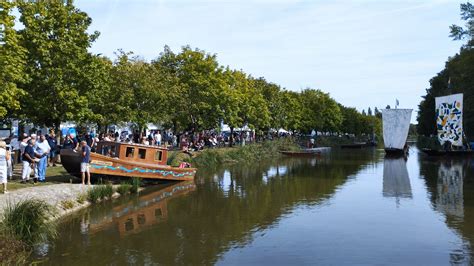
[382,109,412,150]
[435,93,463,147]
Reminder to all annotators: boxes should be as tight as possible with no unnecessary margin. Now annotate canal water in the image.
[30,147,474,265]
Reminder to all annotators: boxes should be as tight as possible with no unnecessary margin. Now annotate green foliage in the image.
[191,138,299,168]
[418,3,474,139]
[17,1,99,129]
[76,193,87,204]
[1,199,57,246]
[449,2,474,47]
[87,184,114,203]
[0,1,378,136]
[0,2,27,119]
[299,89,343,133]
[60,200,75,210]
[117,183,132,195]
[130,177,141,194]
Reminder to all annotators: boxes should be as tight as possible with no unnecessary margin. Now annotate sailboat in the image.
[422,93,474,156]
[382,108,413,156]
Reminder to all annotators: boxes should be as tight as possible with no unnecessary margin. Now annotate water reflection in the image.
[382,158,412,200]
[419,157,471,264]
[88,181,196,237]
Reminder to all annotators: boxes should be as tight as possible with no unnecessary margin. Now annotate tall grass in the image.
[87,184,115,203]
[130,177,141,194]
[117,183,132,195]
[1,199,58,246]
[191,138,300,168]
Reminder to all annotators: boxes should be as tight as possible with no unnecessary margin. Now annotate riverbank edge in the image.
[0,184,144,264]
[169,138,301,169]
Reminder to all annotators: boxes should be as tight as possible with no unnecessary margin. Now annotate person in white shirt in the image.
[36,134,51,182]
[154,130,162,146]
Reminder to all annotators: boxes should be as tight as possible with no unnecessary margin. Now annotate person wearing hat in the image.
[0,141,11,193]
[22,139,37,183]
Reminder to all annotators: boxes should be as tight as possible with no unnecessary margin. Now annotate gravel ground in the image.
[0,184,93,218]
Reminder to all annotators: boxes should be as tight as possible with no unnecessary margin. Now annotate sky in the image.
[75,0,465,122]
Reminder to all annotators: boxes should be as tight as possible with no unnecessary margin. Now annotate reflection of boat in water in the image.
[435,162,464,218]
[383,158,412,199]
[422,149,474,156]
[88,181,196,237]
[61,141,196,181]
[382,108,412,157]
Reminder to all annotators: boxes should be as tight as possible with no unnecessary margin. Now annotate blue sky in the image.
[76,0,464,121]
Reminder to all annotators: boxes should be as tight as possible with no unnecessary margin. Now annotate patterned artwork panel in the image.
[435,94,463,147]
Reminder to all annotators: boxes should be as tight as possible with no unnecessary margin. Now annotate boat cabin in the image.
[96,141,168,165]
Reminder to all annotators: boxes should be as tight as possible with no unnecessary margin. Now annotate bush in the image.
[1,199,57,246]
[117,183,132,195]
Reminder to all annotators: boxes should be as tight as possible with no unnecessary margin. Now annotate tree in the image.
[418,2,474,138]
[0,2,27,119]
[449,2,474,47]
[17,1,99,130]
[153,46,226,132]
[299,89,342,133]
[367,107,372,116]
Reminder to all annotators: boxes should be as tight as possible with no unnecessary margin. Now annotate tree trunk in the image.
[229,127,234,147]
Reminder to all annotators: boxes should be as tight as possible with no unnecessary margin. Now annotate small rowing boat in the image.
[280,147,329,156]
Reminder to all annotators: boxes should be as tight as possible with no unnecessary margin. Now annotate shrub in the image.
[1,199,58,246]
[117,183,132,195]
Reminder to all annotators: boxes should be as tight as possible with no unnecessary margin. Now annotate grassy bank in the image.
[0,199,57,264]
[168,138,300,169]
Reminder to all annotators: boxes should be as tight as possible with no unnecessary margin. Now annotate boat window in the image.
[155,151,162,161]
[126,147,135,158]
[137,214,146,225]
[138,148,146,159]
[125,218,134,232]
[155,208,162,218]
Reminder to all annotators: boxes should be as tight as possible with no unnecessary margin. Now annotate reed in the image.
[130,177,141,194]
[1,199,58,246]
[117,183,132,195]
[87,184,115,203]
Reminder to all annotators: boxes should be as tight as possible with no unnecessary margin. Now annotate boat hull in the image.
[60,149,196,181]
[421,149,474,157]
[384,148,407,157]
[280,150,321,156]
[340,143,368,149]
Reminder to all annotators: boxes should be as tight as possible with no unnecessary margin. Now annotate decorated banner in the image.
[435,93,463,146]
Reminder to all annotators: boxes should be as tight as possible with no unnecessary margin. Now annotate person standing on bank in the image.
[22,139,37,183]
[47,131,58,167]
[80,141,91,185]
[36,135,51,182]
[0,141,11,193]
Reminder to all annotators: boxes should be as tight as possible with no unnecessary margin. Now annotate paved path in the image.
[0,184,92,217]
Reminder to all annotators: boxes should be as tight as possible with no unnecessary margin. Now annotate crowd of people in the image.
[0,127,271,193]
